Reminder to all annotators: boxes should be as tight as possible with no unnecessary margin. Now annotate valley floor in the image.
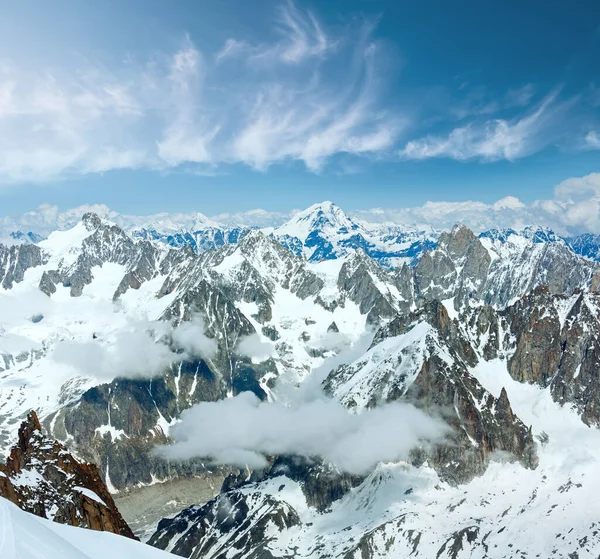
[115,473,226,541]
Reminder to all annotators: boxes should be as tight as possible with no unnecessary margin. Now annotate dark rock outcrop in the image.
[45,360,227,491]
[502,287,600,425]
[0,243,46,289]
[326,301,537,484]
[0,411,136,538]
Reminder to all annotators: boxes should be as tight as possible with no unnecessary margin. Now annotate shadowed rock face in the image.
[413,224,600,311]
[0,411,136,539]
[414,225,491,310]
[0,243,46,289]
[148,299,541,559]
[326,301,537,485]
[501,287,600,426]
[406,355,537,484]
[337,251,413,323]
[44,359,231,491]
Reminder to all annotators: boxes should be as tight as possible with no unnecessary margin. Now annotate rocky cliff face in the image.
[414,225,492,309]
[0,243,46,289]
[501,287,600,425]
[414,224,599,310]
[0,411,135,538]
[44,360,227,491]
[148,487,300,558]
[326,300,537,485]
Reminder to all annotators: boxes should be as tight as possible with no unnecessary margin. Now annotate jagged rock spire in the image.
[0,410,137,539]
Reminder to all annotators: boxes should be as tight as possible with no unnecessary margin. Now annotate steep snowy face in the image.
[480,230,599,308]
[0,213,417,491]
[131,225,247,254]
[272,201,366,262]
[148,293,600,559]
[325,300,536,484]
[0,214,192,458]
[564,232,600,261]
[36,212,191,298]
[157,231,404,386]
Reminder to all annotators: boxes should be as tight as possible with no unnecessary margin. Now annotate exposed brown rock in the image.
[0,410,137,539]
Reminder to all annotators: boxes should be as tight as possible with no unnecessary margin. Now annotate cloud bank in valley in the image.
[235,333,277,363]
[52,316,217,380]
[157,391,448,474]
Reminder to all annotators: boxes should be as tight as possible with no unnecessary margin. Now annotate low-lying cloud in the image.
[236,333,276,363]
[53,316,217,380]
[157,390,448,474]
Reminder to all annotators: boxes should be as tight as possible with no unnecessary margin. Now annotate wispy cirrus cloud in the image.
[399,91,573,162]
[216,1,335,65]
[0,3,400,183]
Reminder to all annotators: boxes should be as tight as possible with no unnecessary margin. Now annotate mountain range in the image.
[4,201,600,268]
[1,202,600,557]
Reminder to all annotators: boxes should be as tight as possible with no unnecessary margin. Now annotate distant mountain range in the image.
[5,201,600,267]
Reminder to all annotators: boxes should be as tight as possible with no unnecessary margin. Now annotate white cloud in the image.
[157,390,448,474]
[171,317,218,360]
[399,92,570,162]
[584,131,600,149]
[52,316,217,380]
[353,173,600,234]
[0,3,399,183]
[236,333,276,363]
[217,1,335,66]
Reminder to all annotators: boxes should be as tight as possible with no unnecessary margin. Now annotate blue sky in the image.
[0,0,599,223]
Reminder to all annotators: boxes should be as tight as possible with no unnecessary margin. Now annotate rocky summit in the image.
[0,411,136,538]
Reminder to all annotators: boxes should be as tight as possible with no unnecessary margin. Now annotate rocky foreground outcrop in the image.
[0,411,136,538]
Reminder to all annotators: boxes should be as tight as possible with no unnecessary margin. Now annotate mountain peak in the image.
[0,411,137,538]
[81,212,103,231]
[275,201,359,240]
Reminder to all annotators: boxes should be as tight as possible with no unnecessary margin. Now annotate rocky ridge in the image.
[0,411,136,538]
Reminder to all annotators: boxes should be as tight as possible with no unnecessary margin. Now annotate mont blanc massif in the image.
[0,200,599,558]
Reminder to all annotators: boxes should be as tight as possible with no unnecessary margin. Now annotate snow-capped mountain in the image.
[1,208,600,557]
[269,201,438,267]
[5,203,600,273]
[149,289,600,558]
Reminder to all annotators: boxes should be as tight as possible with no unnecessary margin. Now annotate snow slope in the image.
[0,497,173,559]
